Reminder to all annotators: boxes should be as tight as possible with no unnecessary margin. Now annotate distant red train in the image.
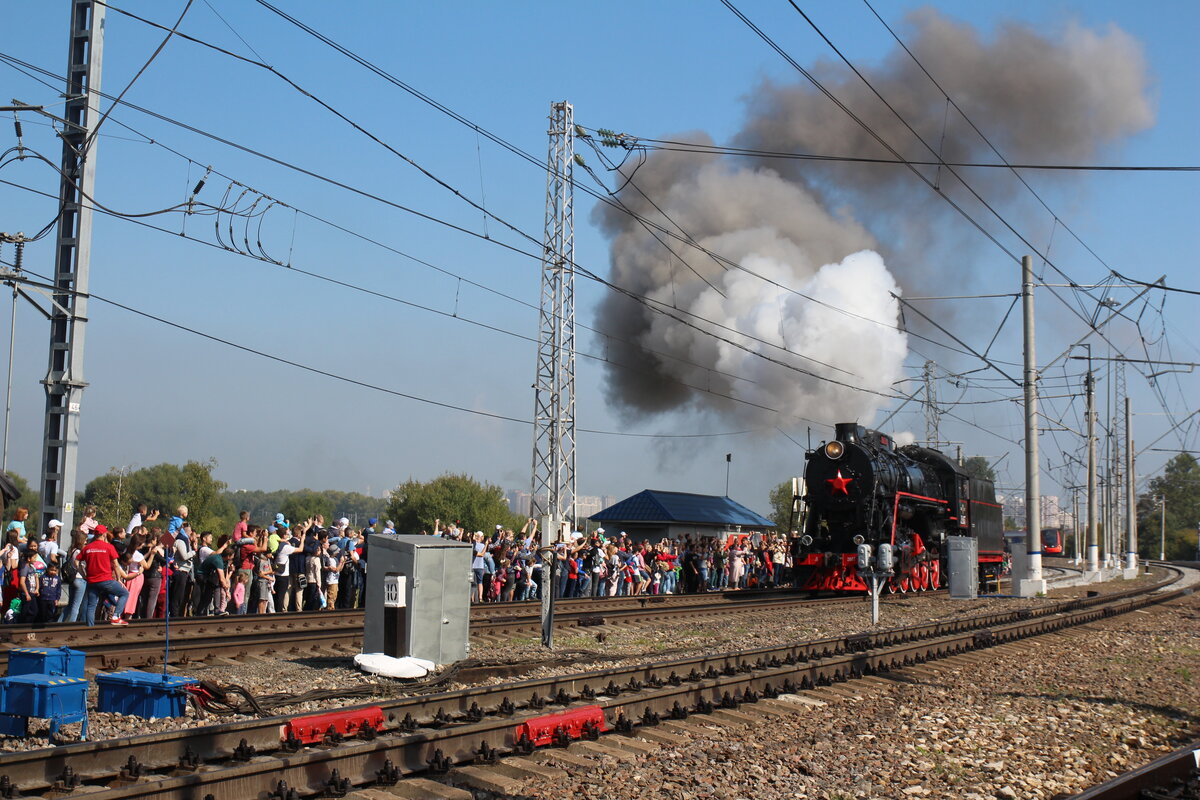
[1041,527,1064,555]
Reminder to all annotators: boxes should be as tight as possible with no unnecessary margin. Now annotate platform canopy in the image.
[590,489,774,530]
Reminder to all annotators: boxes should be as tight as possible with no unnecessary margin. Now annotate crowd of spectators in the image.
[430,518,791,602]
[0,504,790,623]
[2,505,374,625]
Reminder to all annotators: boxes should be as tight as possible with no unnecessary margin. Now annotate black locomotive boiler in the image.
[791,423,1005,592]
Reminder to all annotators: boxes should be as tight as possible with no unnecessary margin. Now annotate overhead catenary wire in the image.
[0,177,786,419]
[612,133,1200,173]
[0,48,929,402]
[0,47,940,410]
[11,265,759,441]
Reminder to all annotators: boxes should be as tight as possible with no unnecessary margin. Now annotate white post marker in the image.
[383,575,406,607]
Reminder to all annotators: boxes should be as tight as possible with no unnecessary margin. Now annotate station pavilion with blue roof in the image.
[589,489,775,542]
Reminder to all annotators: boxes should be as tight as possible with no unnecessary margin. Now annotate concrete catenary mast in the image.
[1019,255,1046,597]
[39,0,105,532]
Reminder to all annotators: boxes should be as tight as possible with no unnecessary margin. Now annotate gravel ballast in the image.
[2,567,1194,800]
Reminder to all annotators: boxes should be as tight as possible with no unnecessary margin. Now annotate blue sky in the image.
[2,1,1196,517]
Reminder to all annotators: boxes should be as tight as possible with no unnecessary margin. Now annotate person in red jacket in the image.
[79,524,130,626]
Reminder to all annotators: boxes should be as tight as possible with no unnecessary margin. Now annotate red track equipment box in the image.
[284,706,385,744]
[515,705,606,747]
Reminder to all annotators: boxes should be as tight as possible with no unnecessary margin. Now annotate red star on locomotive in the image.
[826,470,852,495]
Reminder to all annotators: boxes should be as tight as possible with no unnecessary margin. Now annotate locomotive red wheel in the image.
[899,575,911,593]
[929,560,941,590]
[912,563,927,591]
[886,577,898,594]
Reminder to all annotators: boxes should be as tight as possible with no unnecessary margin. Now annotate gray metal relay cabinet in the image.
[947,535,978,600]
[363,534,473,665]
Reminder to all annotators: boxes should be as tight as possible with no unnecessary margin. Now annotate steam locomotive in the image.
[790,423,1005,592]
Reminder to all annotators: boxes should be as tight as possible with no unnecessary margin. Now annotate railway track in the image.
[0,588,864,670]
[0,565,1184,799]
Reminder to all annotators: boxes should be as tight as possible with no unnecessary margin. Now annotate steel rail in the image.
[1,591,866,670]
[0,567,1183,797]
[1065,740,1200,799]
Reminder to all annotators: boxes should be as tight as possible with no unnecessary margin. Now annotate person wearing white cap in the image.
[40,520,63,565]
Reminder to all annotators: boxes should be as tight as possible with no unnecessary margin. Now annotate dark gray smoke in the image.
[593,10,1153,429]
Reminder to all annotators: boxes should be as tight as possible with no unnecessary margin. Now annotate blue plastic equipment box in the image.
[2,674,88,719]
[0,714,26,737]
[7,647,86,679]
[96,671,195,719]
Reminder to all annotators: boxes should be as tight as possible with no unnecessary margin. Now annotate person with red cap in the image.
[79,524,130,626]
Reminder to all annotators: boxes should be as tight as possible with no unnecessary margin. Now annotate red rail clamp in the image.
[515,704,606,747]
[284,706,384,745]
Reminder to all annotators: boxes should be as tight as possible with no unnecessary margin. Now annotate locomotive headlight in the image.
[799,534,813,547]
[852,534,865,545]
[824,441,845,460]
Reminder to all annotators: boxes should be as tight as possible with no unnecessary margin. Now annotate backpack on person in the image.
[61,549,79,582]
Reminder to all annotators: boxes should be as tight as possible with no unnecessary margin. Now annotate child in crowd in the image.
[38,564,62,623]
[232,572,248,615]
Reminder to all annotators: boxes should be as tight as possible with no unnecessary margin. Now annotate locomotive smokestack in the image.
[835,423,862,444]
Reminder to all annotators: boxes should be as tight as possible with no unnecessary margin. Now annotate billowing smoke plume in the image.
[594,10,1152,428]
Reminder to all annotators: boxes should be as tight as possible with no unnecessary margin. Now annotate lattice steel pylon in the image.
[529,101,576,531]
[923,360,940,448]
[39,0,106,532]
